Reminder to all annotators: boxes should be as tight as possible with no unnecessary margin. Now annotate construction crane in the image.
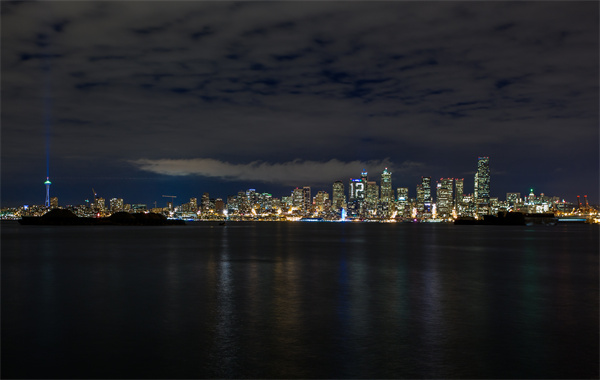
[162,195,177,209]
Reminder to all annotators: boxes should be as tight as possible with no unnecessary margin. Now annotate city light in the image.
[1,157,597,223]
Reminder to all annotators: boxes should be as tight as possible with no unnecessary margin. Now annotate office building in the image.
[506,193,521,207]
[349,178,365,201]
[455,178,464,207]
[96,197,106,212]
[396,187,409,217]
[380,168,392,204]
[475,156,490,202]
[110,198,124,213]
[332,181,346,211]
[436,178,453,219]
[366,181,379,214]
[314,191,329,213]
[292,188,304,210]
[302,186,312,213]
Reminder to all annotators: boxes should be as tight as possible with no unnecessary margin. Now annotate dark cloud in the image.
[1,1,598,206]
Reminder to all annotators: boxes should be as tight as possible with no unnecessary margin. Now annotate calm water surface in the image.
[2,221,598,378]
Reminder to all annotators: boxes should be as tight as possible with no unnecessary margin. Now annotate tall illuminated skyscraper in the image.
[396,187,409,217]
[292,188,304,209]
[436,178,454,219]
[475,157,490,202]
[365,181,379,213]
[420,176,432,218]
[44,177,51,207]
[302,186,312,213]
[332,181,346,211]
[349,178,365,201]
[454,178,464,207]
[380,168,392,204]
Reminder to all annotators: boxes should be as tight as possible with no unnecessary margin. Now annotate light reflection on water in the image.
[1,222,598,379]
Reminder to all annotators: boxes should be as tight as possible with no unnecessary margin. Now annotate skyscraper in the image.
[475,157,490,202]
[380,168,392,204]
[332,181,346,211]
[365,181,379,214]
[455,178,464,207]
[416,184,424,215]
[349,178,365,201]
[314,191,329,213]
[436,178,454,219]
[396,187,409,217]
[474,157,491,217]
[292,188,304,210]
[202,192,211,212]
[420,176,432,218]
[302,186,312,213]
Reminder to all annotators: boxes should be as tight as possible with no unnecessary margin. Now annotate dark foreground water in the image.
[2,221,598,379]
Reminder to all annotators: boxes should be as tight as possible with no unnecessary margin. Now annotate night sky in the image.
[2,1,598,207]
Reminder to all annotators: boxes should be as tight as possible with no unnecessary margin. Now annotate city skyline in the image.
[2,2,598,207]
[5,156,594,213]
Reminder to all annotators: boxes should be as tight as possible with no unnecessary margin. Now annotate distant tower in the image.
[302,186,312,213]
[44,177,51,207]
[380,168,393,204]
[475,157,490,202]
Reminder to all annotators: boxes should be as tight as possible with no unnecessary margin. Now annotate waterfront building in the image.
[202,192,210,212]
[419,177,432,219]
[436,178,454,219]
[416,184,424,216]
[475,156,490,202]
[474,157,491,218]
[462,194,475,217]
[189,198,198,212]
[332,181,346,211]
[380,168,392,204]
[396,187,409,217]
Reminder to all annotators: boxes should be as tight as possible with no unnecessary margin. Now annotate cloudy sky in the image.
[2,1,598,207]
